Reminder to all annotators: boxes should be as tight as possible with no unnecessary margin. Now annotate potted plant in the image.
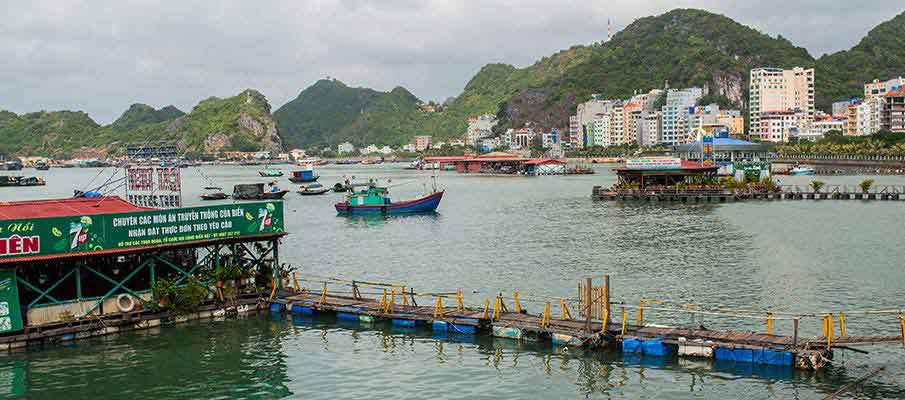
[151,277,178,310]
[859,179,874,194]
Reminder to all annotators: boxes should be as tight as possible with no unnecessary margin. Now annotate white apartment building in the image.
[864,76,905,98]
[749,67,815,139]
[337,142,355,154]
[661,87,702,145]
[591,114,611,147]
[640,111,662,146]
[465,114,497,147]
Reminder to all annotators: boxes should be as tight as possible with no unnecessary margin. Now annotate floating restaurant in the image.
[0,196,286,348]
[451,152,572,176]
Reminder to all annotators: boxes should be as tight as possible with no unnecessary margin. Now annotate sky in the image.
[2,0,903,124]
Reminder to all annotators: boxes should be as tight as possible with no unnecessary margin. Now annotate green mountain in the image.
[1,89,281,158]
[0,110,100,158]
[816,11,905,109]
[274,79,420,148]
[108,103,185,132]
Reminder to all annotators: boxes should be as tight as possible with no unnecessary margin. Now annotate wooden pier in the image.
[592,185,905,202]
[273,275,905,372]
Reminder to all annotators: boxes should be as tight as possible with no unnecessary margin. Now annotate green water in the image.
[1,165,904,399]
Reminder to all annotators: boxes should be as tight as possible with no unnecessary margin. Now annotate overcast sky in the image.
[2,0,903,123]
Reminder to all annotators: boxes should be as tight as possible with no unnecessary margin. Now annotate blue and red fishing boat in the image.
[335,183,443,215]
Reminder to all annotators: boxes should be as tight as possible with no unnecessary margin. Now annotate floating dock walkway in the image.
[592,185,905,202]
[272,275,905,371]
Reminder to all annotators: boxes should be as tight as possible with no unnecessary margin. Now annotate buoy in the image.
[116,294,136,313]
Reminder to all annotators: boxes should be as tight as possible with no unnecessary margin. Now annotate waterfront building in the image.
[793,115,846,142]
[289,148,306,161]
[337,142,355,154]
[661,87,703,145]
[513,128,534,149]
[759,110,807,143]
[401,143,416,153]
[883,87,905,133]
[572,97,615,148]
[591,114,611,147]
[540,130,559,149]
[640,111,662,146]
[378,146,394,155]
[865,76,905,98]
[845,97,883,136]
[674,138,770,164]
[465,115,497,147]
[610,102,626,145]
[749,67,815,139]
[415,135,433,151]
[481,137,502,152]
[832,99,858,117]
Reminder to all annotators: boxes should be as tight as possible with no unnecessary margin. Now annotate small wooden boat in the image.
[201,192,229,200]
[259,169,283,177]
[335,184,443,215]
[297,183,330,196]
[0,176,45,187]
[233,183,288,200]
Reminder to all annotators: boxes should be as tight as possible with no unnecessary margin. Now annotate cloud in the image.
[0,0,901,123]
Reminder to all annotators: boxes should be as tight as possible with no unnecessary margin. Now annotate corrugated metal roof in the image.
[0,197,152,220]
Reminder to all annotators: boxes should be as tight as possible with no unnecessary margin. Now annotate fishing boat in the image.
[332,182,351,192]
[297,182,330,196]
[288,166,319,183]
[201,192,229,200]
[232,183,288,200]
[335,183,443,215]
[259,168,283,177]
[790,167,816,176]
[0,176,45,187]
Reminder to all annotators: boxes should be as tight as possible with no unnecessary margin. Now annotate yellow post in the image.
[601,307,609,334]
[559,298,572,320]
[434,296,444,318]
[636,300,644,326]
[482,298,490,319]
[620,305,627,336]
[456,289,464,311]
[387,289,396,314]
[899,315,905,346]
[822,316,828,338]
[292,272,300,293]
[379,289,388,310]
[766,313,773,335]
[317,282,327,305]
[402,286,409,307]
[826,315,834,348]
[541,302,550,330]
[838,312,846,338]
[513,292,522,313]
[492,296,502,321]
[269,277,278,300]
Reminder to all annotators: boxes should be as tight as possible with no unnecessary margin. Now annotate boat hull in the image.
[233,190,288,200]
[289,176,319,183]
[335,191,443,215]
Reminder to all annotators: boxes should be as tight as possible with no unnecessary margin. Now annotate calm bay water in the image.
[1,164,904,399]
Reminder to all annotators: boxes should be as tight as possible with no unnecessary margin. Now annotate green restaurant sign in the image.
[0,202,284,261]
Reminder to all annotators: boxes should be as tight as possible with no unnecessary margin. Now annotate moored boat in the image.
[233,183,288,200]
[0,176,45,187]
[259,169,283,177]
[790,167,816,176]
[335,184,443,215]
[35,161,50,171]
[297,182,330,196]
[201,192,229,200]
[289,166,319,183]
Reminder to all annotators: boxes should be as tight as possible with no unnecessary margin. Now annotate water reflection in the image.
[340,212,442,227]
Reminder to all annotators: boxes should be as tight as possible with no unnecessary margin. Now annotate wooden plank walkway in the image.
[280,293,904,352]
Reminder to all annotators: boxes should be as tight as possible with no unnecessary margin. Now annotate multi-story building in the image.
[749,67,815,139]
[661,87,702,145]
[337,142,355,154]
[513,128,534,149]
[832,99,858,117]
[845,98,883,136]
[865,77,905,98]
[883,88,905,133]
[465,115,497,147]
[759,110,807,143]
[568,116,580,147]
[591,114,611,147]
[414,135,433,151]
[572,97,616,148]
[640,111,662,146]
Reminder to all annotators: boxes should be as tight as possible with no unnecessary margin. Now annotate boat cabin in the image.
[345,184,391,206]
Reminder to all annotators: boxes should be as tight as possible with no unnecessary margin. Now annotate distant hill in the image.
[274,79,422,148]
[1,90,282,158]
[108,103,184,133]
[816,11,905,109]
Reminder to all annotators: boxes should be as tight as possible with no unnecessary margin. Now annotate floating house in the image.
[0,197,286,347]
[615,158,720,189]
[451,152,570,175]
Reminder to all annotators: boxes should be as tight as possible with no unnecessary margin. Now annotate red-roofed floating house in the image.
[0,196,287,345]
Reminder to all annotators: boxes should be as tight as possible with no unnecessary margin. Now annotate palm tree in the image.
[810,180,825,193]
